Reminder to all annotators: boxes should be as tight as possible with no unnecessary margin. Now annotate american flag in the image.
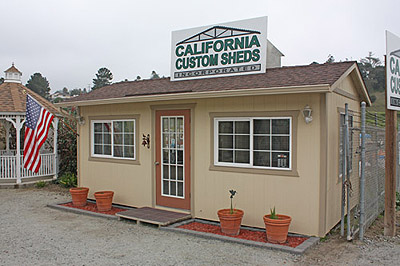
[24,94,54,173]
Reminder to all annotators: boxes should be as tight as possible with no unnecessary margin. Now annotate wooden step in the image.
[116,207,191,226]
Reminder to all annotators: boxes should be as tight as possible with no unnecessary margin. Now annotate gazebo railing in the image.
[0,153,56,179]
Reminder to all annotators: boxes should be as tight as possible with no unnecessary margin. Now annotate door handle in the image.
[154,162,160,165]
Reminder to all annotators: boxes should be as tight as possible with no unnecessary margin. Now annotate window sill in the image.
[88,156,140,165]
[209,164,299,177]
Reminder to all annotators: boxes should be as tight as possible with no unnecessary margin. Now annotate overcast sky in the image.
[1,0,399,92]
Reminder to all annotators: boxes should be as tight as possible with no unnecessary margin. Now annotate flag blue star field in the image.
[23,94,54,173]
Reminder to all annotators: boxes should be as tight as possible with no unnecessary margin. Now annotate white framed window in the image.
[214,117,292,170]
[91,119,136,160]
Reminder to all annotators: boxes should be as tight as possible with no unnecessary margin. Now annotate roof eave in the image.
[56,84,331,107]
[330,63,372,106]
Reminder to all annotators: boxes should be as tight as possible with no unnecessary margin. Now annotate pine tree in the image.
[92,67,113,90]
[358,52,385,93]
[25,73,51,99]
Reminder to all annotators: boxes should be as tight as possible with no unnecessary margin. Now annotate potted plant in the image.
[69,187,89,207]
[94,191,114,211]
[217,189,244,236]
[263,207,292,244]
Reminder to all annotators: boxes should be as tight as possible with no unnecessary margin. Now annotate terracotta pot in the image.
[94,191,114,211]
[217,209,244,236]
[69,187,89,207]
[263,214,292,244]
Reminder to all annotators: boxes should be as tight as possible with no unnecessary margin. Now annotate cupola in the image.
[4,63,22,83]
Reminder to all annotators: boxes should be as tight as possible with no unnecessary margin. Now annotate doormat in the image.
[162,219,319,254]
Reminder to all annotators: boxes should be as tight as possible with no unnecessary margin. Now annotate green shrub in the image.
[35,181,47,188]
[58,172,77,188]
[396,192,400,210]
[58,115,77,177]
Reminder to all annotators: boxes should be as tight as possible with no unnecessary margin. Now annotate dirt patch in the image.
[297,212,400,265]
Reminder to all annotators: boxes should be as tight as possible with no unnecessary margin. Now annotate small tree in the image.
[358,52,385,93]
[70,88,85,96]
[92,67,113,90]
[0,77,4,85]
[326,54,335,63]
[26,73,51,99]
[150,70,160,79]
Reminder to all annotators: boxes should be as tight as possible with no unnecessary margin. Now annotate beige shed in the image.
[58,61,370,237]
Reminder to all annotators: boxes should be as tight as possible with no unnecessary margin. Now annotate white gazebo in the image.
[0,64,61,186]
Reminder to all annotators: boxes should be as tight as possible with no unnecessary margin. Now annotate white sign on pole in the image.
[170,17,267,81]
[386,30,400,111]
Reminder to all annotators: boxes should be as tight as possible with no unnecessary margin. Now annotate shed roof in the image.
[59,61,370,106]
[0,82,62,115]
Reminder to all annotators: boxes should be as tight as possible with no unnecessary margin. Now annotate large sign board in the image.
[170,17,267,81]
[386,31,400,111]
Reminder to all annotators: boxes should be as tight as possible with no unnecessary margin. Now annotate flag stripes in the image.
[23,95,54,173]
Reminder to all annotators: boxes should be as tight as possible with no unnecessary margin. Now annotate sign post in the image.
[384,31,400,236]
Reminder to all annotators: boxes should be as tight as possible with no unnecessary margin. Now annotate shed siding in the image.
[79,93,323,236]
[325,75,362,234]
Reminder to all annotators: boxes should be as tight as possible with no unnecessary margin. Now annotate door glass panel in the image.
[161,116,185,199]
[170,165,176,180]
[177,150,183,165]
[163,133,169,148]
[177,182,183,197]
[169,118,176,132]
[163,149,169,163]
[163,165,169,179]
[170,181,176,196]
[177,133,184,149]
[170,134,176,148]
[177,166,183,180]
[163,118,169,132]
[177,118,184,133]
[163,181,169,194]
[169,150,176,164]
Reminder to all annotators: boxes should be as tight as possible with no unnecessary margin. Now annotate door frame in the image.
[152,105,194,211]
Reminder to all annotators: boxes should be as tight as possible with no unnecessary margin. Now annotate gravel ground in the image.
[1,186,400,265]
[0,187,296,265]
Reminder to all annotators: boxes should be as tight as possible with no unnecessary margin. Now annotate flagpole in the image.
[59,118,79,136]
[23,90,79,136]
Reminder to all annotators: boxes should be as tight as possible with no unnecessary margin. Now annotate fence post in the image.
[341,116,346,237]
[359,102,366,240]
[345,104,352,240]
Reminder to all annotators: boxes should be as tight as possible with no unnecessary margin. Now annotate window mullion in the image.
[250,118,253,166]
[111,121,114,158]
[233,121,235,163]
[270,119,272,167]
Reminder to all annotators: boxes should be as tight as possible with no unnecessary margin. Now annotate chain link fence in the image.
[340,103,396,240]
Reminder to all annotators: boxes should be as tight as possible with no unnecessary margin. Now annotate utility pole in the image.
[384,31,399,236]
[384,73,397,237]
